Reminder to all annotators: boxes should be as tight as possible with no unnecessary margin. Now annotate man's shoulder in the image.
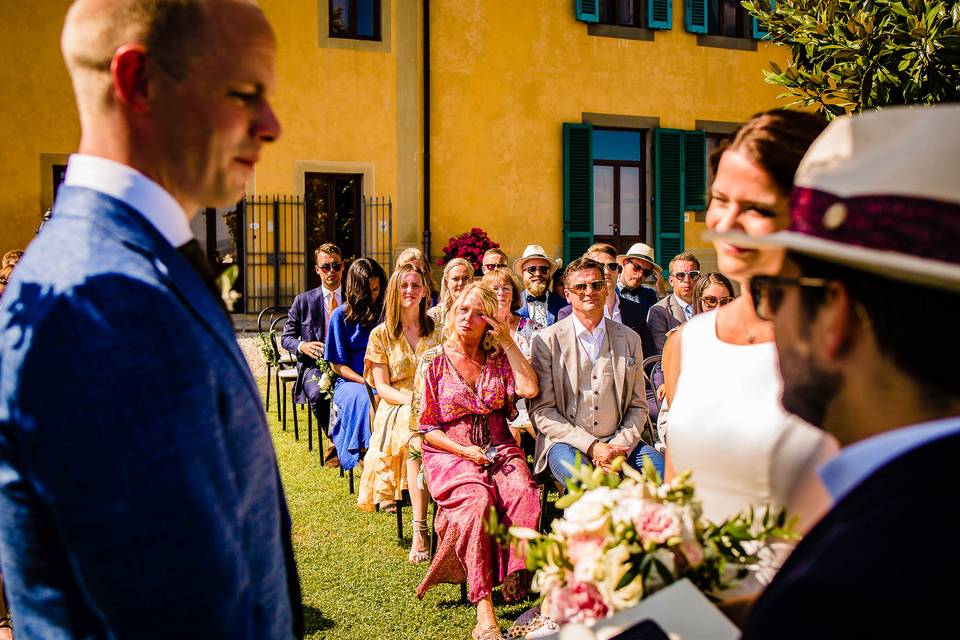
[536,316,572,342]
[651,296,672,311]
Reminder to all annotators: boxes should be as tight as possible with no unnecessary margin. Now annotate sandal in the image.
[378,501,397,514]
[501,570,531,604]
[472,624,505,640]
[505,606,559,639]
[409,519,430,564]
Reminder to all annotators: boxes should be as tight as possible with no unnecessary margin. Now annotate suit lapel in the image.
[556,321,579,405]
[607,319,627,416]
[670,296,686,324]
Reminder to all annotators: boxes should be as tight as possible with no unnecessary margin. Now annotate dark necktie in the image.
[177,239,226,311]
[528,293,548,304]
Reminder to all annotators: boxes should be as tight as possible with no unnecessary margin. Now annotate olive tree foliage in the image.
[743,0,960,118]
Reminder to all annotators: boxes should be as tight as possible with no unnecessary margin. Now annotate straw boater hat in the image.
[616,242,662,273]
[513,244,562,279]
[713,104,960,292]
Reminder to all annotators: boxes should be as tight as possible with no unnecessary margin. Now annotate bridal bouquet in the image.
[490,459,796,627]
[309,357,338,400]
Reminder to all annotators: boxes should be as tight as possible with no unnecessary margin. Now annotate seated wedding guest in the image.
[480,247,509,274]
[692,271,736,314]
[282,242,343,463]
[646,252,701,355]
[530,257,663,485]
[557,243,655,358]
[616,242,665,317]
[481,268,543,446]
[662,112,837,615]
[357,264,440,563]
[325,258,387,471]
[514,244,565,327]
[740,104,960,638]
[428,257,474,331]
[1,250,23,269]
[396,246,439,304]
[0,266,12,302]
[414,283,540,640]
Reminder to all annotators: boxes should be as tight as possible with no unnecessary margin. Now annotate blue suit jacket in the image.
[281,285,341,403]
[0,187,301,639]
[517,290,567,326]
[743,430,960,639]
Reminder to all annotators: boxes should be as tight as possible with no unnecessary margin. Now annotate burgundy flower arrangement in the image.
[438,227,499,271]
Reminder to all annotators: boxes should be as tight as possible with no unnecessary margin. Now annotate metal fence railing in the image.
[362,196,393,273]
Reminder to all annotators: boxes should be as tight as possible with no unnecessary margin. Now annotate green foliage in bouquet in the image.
[743,0,960,118]
[487,458,797,626]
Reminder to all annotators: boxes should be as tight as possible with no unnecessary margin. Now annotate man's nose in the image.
[253,99,282,143]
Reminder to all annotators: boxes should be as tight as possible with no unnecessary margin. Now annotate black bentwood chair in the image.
[257,306,296,419]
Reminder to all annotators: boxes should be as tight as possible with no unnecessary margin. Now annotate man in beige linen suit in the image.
[529,257,664,485]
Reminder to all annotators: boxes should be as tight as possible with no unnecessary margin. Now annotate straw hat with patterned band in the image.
[712,104,960,293]
[513,244,562,279]
[616,242,662,273]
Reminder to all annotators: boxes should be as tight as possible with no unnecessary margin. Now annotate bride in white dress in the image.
[661,111,839,600]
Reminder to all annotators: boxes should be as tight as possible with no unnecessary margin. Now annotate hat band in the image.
[789,187,960,267]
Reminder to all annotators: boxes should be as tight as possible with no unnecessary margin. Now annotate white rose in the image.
[318,373,331,391]
[596,543,644,612]
[555,487,615,538]
[610,497,647,526]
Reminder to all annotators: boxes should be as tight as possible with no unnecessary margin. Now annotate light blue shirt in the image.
[819,416,960,502]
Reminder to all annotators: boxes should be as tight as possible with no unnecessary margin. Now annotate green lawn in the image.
[265,379,531,639]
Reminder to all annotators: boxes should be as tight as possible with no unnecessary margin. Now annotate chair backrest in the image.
[269,315,289,363]
[257,305,289,334]
[641,354,663,446]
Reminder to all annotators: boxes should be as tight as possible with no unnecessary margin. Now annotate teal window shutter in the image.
[575,0,600,23]
[563,122,594,265]
[647,0,672,30]
[684,0,707,34]
[683,130,707,211]
[653,128,684,272]
[752,0,775,39]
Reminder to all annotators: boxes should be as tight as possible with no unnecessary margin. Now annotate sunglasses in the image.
[749,275,830,321]
[482,263,507,271]
[671,270,701,281]
[626,259,653,275]
[317,262,342,273]
[525,265,551,276]
[567,280,606,295]
[600,262,621,273]
[700,295,735,309]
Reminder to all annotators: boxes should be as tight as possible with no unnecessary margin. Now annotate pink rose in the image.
[633,502,682,545]
[566,534,604,566]
[680,538,705,568]
[543,576,610,625]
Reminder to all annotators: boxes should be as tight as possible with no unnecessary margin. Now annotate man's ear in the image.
[110,44,151,113]
[819,282,859,361]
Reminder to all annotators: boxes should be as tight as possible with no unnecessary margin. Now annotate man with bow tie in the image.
[514,244,566,327]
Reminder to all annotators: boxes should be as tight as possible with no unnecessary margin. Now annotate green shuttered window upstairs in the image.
[684,0,708,34]
[563,123,594,265]
[648,0,672,30]
[575,0,600,23]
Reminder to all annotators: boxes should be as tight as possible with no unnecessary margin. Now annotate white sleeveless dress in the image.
[668,310,829,523]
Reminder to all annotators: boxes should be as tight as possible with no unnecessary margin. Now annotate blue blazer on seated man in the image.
[514,244,566,327]
[0,184,301,639]
[281,243,344,428]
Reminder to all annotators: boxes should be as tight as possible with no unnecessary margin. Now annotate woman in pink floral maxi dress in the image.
[413,283,541,640]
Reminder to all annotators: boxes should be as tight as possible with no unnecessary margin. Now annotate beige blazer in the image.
[528,316,649,474]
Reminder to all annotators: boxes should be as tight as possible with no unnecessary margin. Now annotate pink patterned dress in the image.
[413,346,541,603]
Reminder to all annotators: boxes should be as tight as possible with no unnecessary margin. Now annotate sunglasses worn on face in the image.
[749,275,830,321]
[672,270,701,281]
[482,263,507,271]
[318,262,342,272]
[601,262,621,272]
[525,266,551,275]
[568,280,605,295]
[700,295,735,308]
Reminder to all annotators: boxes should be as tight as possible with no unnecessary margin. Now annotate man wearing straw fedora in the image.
[616,242,666,319]
[514,244,565,327]
[723,105,960,637]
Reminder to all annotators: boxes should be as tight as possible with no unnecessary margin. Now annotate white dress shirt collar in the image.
[322,285,340,304]
[64,154,193,248]
[570,313,606,363]
[673,293,693,319]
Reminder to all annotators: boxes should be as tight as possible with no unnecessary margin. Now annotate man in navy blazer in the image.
[732,107,960,637]
[646,252,700,355]
[0,2,301,638]
[282,242,343,458]
[514,244,565,326]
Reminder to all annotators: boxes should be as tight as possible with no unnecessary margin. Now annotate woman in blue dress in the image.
[325,258,388,470]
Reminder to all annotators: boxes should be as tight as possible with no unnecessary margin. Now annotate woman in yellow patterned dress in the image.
[357,263,441,563]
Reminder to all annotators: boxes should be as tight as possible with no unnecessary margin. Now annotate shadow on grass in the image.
[303,604,335,634]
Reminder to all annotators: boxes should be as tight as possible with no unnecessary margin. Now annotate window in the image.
[592,129,647,254]
[598,0,645,28]
[708,0,748,38]
[329,0,381,41]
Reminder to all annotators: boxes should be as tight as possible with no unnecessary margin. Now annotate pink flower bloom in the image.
[544,576,610,625]
[566,534,604,566]
[633,502,683,545]
[680,538,705,568]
